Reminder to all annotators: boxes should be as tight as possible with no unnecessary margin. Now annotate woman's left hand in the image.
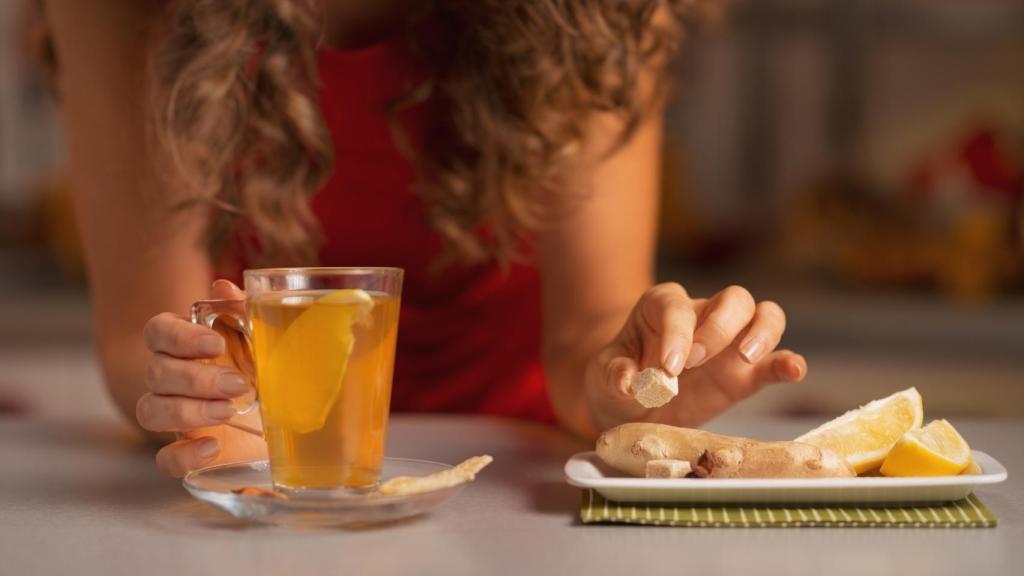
[584,282,807,433]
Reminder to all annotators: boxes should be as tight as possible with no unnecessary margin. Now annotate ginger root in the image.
[597,423,854,479]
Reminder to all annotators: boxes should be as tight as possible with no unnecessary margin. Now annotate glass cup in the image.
[191,267,403,494]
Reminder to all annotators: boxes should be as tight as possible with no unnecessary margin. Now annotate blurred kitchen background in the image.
[1,0,1022,424]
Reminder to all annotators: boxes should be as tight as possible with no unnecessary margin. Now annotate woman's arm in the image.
[540,77,806,440]
[539,110,660,438]
[46,0,213,422]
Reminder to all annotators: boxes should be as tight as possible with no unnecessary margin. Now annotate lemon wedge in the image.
[880,419,971,477]
[961,458,983,476]
[795,387,923,474]
[261,289,373,434]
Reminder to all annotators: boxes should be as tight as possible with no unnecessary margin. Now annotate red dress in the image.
[303,41,556,423]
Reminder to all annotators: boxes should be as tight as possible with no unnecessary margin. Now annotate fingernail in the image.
[663,352,684,376]
[740,336,766,363]
[195,438,220,461]
[204,400,234,421]
[218,373,249,396]
[196,334,224,356]
[684,343,707,368]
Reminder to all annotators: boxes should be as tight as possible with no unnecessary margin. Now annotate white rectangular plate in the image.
[564,450,1007,504]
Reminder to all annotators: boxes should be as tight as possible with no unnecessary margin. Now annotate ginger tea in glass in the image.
[192,268,402,493]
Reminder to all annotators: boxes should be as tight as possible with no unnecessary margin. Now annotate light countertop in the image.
[0,414,1019,576]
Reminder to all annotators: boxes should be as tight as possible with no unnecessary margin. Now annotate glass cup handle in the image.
[190,299,263,438]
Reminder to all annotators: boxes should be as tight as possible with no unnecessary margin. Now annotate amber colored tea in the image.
[248,289,399,490]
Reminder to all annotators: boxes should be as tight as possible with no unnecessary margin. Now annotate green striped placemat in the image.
[580,490,997,528]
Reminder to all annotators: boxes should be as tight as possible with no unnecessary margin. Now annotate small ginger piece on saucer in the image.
[632,368,678,408]
[379,455,493,496]
[232,486,288,500]
[645,459,692,478]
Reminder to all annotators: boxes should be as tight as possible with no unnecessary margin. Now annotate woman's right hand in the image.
[136,280,267,477]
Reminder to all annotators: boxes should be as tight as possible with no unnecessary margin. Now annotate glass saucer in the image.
[183,458,462,527]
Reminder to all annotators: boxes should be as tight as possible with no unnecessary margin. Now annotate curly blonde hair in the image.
[154,0,694,266]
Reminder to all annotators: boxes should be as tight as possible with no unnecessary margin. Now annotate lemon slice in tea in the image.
[261,289,374,434]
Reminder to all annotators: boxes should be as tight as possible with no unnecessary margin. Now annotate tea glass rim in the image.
[244,266,403,278]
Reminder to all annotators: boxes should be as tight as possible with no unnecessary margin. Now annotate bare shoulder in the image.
[45,0,163,40]
[44,0,164,89]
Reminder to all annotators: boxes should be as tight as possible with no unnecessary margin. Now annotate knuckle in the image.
[733,376,765,399]
[641,285,661,302]
[661,306,692,334]
[144,356,162,391]
[172,325,194,354]
[178,360,209,396]
[146,312,185,353]
[745,378,767,395]
[145,354,171,389]
[759,300,787,329]
[648,282,686,299]
[172,400,194,425]
[648,283,689,308]
[195,364,222,396]
[702,319,732,343]
[660,281,685,293]
[722,285,755,307]
[142,314,165,351]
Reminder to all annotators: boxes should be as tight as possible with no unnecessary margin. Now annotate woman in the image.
[45,0,806,477]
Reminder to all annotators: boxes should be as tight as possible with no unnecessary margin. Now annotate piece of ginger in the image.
[645,459,692,478]
[631,368,678,408]
[232,486,288,500]
[378,455,493,496]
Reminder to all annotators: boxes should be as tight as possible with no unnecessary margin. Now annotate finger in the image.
[638,283,697,376]
[751,350,807,385]
[136,393,235,432]
[143,312,224,358]
[210,279,245,300]
[207,279,251,371]
[711,351,806,407]
[155,437,221,478]
[688,285,756,368]
[146,353,249,399]
[737,300,787,364]
[606,355,640,399]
